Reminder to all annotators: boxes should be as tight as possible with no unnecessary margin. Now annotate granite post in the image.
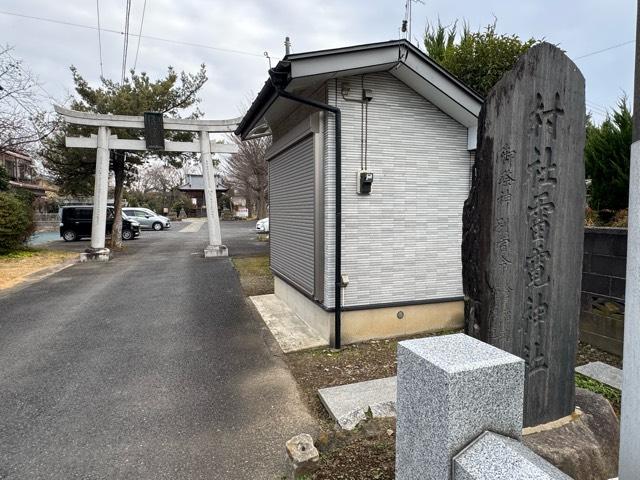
[395,334,524,480]
[618,140,640,479]
[462,42,586,427]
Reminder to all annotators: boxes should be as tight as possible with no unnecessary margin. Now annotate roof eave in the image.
[235,62,291,139]
[235,39,483,140]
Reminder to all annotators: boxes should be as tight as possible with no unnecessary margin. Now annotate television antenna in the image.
[401,0,425,44]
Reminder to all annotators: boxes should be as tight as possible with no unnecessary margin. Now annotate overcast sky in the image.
[1,0,636,124]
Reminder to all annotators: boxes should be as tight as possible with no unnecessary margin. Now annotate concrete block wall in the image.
[580,227,627,355]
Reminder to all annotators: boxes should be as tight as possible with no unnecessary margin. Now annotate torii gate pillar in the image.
[199,131,227,257]
[83,125,112,261]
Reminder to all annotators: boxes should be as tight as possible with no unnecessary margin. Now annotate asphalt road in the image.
[0,220,315,479]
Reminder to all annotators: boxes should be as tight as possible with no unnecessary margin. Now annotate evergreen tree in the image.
[585,98,632,211]
[424,20,537,97]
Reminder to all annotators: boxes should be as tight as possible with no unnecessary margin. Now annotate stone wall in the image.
[581,227,627,355]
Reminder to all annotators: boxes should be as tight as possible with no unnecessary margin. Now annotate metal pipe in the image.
[269,78,343,349]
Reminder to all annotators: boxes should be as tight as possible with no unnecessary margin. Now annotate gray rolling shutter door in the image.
[269,134,315,295]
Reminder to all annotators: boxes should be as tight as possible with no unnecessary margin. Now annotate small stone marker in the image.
[453,431,572,480]
[285,433,319,478]
[396,334,524,480]
[462,42,586,427]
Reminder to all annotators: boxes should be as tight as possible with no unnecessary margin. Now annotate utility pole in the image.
[618,0,640,477]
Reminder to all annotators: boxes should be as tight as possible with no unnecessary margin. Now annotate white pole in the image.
[619,141,640,479]
[199,131,228,257]
[91,126,110,251]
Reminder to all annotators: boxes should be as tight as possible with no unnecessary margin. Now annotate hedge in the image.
[0,190,35,254]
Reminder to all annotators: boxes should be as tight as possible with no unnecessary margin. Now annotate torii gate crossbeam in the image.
[54,105,240,260]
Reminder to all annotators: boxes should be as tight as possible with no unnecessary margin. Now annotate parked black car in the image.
[59,206,141,242]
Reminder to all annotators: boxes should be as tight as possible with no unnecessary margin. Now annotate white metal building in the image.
[236,40,482,346]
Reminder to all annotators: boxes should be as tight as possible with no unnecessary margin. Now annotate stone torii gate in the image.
[54,106,239,260]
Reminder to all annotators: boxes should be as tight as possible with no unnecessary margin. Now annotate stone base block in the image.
[286,433,319,478]
[396,333,525,480]
[523,388,620,480]
[204,245,228,257]
[453,431,572,479]
[79,248,111,262]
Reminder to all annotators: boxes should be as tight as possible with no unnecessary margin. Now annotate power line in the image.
[575,40,635,60]
[132,0,147,71]
[0,10,264,58]
[96,0,104,77]
[121,0,132,83]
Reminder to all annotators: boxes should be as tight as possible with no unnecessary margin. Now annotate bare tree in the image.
[223,135,270,218]
[135,161,184,194]
[0,46,56,153]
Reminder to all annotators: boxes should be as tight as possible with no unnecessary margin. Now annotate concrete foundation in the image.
[274,277,465,344]
[204,245,228,257]
[79,248,111,262]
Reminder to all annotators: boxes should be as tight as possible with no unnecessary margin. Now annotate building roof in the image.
[178,174,229,192]
[235,39,483,148]
[0,150,32,161]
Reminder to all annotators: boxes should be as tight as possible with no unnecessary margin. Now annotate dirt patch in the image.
[285,331,459,479]
[576,342,622,369]
[231,255,273,296]
[285,334,623,479]
[0,249,76,290]
[312,418,396,480]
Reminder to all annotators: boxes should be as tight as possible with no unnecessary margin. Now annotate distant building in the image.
[178,173,229,217]
[229,191,249,218]
[0,150,58,196]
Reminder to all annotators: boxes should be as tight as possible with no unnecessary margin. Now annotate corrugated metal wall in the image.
[323,72,472,308]
[269,135,316,295]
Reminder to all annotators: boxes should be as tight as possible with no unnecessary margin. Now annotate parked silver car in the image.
[255,217,269,233]
[122,207,171,231]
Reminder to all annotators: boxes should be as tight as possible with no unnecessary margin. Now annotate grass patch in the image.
[0,247,42,259]
[575,373,621,414]
[231,254,273,296]
[0,248,76,290]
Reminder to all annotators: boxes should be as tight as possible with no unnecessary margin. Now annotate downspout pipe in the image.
[268,71,343,349]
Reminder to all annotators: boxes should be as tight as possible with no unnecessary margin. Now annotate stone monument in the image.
[462,42,585,427]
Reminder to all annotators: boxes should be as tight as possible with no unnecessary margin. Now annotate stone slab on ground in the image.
[453,431,572,479]
[318,376,396,430]
[250,294,328,353]
[396,334,524,480]
[576,361,623,390]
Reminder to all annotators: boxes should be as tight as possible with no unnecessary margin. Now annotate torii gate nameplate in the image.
[143,112,165,150]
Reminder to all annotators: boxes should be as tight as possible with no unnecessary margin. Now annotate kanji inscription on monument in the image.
[462,43,585,427]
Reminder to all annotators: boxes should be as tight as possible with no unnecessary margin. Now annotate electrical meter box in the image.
[357,170,374,194]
